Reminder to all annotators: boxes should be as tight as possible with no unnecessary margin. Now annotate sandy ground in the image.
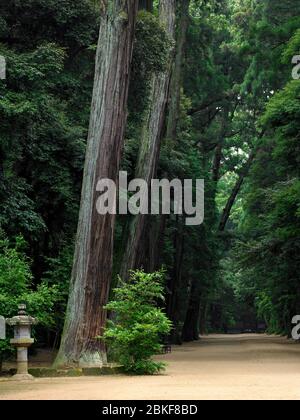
[1,334,300,400]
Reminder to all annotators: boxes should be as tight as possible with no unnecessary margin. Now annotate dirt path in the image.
[1,334,300,400]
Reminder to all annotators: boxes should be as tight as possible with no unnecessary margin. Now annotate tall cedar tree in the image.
[120,0,177,279]
[55,0,139,368]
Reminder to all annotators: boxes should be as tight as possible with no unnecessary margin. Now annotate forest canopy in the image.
[0,0,299,368]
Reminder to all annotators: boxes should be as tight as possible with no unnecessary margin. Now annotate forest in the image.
[0,0,300,376]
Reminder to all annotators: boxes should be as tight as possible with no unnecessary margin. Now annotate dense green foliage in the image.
[0,233,58,365]
[222,0,300,335]
[0,0,299,367]
[102,270,171,375]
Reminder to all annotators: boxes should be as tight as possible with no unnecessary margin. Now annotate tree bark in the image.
[167,217,185,344]
[54,0,139,368]
[138,0,153,12]
[211,103,233,181]
[211,106,230,204]
[212,142,223,183]
[219,151,255,231]
[119,0,176,280]
[165,0,190,147]
[148,214,167,272]
[182,287,202,342]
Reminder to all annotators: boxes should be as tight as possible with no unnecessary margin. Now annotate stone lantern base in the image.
[10,339,35,381]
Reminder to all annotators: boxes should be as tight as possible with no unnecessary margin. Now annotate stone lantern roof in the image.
[6,303,38,327]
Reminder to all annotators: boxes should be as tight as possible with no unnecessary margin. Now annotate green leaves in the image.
[0,233,60,364]
[0,233,59,321]
[128,10,172,123]
[282,29,300,64]
[0,234,33,297]
[102,270,172,375]
[235,24,300,334]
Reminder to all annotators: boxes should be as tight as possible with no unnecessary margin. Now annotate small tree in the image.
[102,270,172,375]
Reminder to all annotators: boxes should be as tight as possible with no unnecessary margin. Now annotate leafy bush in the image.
[0,233,59,367]
[101,270,172,375]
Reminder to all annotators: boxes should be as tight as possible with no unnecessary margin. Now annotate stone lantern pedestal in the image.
[6,304,38,381]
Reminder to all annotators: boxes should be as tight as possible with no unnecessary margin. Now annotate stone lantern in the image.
[6,304,38,380]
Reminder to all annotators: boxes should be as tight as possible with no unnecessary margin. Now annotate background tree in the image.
[120,0,176,280]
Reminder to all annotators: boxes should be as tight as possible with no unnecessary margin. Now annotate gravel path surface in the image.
[1,334,300,400]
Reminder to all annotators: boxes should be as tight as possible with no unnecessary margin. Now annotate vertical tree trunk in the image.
[199,301,208,335]
[167,217,185,344]
[163,1,191,342]
[182,288,202,342]
[212,143,223,183]
[166,0,190,147]
[138,0,153,12]
[148,214,167,272]
[219,150,255,231]
[120,0,176,280]
[55,0,139,368]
